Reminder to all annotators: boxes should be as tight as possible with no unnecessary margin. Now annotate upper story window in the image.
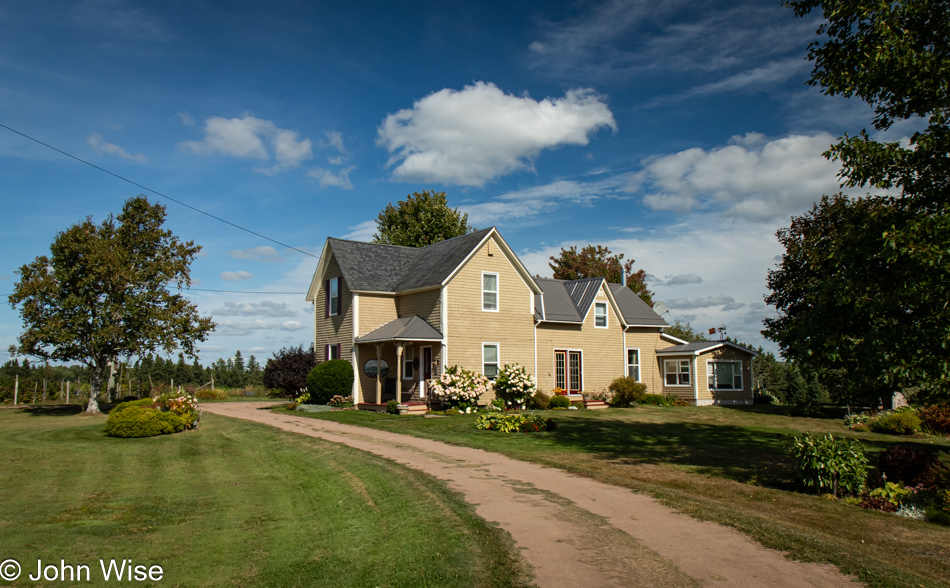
[594,302,607,328]
[708,360,742,390]
[664,359,691,386]
[326,277,341,316]
[482,272,498,311]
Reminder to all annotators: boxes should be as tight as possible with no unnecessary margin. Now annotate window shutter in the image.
[324,344,330,361]
[324,279,330,317]
[335,344,342,360]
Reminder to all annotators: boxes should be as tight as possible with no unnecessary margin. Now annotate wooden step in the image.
[584,400,609,410]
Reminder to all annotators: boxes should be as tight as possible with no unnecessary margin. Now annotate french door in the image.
[554,350,583,393]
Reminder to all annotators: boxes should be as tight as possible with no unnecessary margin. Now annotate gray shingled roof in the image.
[606,283,669,327]
[355,315,443,343]
[328,228,493,293]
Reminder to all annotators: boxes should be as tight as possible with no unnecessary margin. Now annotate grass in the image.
[0,405,530,587]
[278,404,950,588]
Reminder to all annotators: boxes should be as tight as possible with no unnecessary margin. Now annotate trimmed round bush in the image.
[549,394,571,409]
[111,398,159,415]
[104,406,184,438]
[306,359,354,404]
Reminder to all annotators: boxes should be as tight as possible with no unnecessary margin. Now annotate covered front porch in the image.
[353,315,443,410]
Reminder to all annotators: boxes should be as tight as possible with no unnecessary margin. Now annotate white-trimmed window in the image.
[664,359,690,386]
[626,349,640,381]
[708,360,742,390]
[483,343,499,379]
[403,346,414,379]
[594,302,607,328]
[482,272,498,311]
[325,343,341,361]
[326,277,341,316]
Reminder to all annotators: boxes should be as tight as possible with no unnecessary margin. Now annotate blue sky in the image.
[0,0,889,366]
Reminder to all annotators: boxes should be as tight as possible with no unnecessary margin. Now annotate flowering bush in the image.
[429,365,488,410]
[328,394,353,408]
[156,391,200,428]
[492,364,535,410]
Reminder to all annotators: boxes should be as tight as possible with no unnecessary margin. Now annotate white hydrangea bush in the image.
[429,365,488,410]
[493,363,536,411]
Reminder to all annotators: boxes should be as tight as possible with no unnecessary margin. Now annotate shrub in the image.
[787,434,869,497]
[549,394,571,409]
[528,390,551,410]
[869,481,912,506]
[486,398,506,412]
[859,495,899,512]
[156,391,200,428]
[492,364,535,410]
[641,393,674,406]
[328,394,353,408]
[608,377,646,407]
[194,388,230,401]
[104,406,184,438]
[878,445,939,486]
[263,344,318,398]
[474,413,555,433]
[428,365,488,410]
[306,359,354,404]
[111,398,158,415]
[386,399,400,414]
[870,410,922,435]
[919,403,950,435]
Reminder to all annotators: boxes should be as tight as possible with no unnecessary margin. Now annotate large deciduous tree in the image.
[373,190,475,247]
[8,195,215,414]
[766,0,950,403]
[549,245,654,305]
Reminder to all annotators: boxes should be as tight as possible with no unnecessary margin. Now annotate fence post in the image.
[13,374,18,406]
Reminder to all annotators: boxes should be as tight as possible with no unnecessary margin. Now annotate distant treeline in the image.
[0,350,264,401]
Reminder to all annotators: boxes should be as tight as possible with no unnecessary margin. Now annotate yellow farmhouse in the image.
[306,227,756,408]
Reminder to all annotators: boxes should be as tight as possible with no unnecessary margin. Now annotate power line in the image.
[186,288,306,294]
[0,122,320,259]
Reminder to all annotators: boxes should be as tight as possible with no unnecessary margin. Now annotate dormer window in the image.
[482,272,498,311]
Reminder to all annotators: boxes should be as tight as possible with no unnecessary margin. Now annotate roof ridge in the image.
[328,236,419,250]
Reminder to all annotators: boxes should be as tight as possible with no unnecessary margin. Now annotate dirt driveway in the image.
[202,402,856,588]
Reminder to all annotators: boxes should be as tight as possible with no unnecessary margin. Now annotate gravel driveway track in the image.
[202,402,857,588]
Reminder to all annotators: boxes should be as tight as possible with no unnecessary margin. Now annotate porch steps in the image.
[584,399,609,410]
[402,402,428,415]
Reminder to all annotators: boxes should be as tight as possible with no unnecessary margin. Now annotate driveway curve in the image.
[203,402,856,588]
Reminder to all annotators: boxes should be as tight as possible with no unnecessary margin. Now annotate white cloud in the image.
[214,318,305,336]
[658,59,811,105]
[212,301,298,317]
[176,111,195,127]
[308,166,354,189]
[323,130,347,154]
[667,294,736,310]
[181,115,313,173]
[229,246,283,263]
[377,81,616,186]
[633,133,868,221]
[661,273,703,286]
[87,133,146,162]
[220,270,254,281]
[342,220,377,242]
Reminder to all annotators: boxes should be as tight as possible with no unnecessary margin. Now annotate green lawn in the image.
[280,404,950,588]
[0,406,529,587]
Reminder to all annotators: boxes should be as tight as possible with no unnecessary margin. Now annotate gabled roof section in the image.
[395,228,494,292]
[606,283,669,327]
[656,340,759,357]
[327,238,419,292]
[535,278,583,322]
[355,315,443,343]
[563,277,603,319]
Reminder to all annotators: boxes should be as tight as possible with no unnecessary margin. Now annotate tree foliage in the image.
[766,0,950,403]
[262,344,318,397]
[662,320,707,343]
[373,190,475,247]
[548,245,654,305]
[7,196,214,413]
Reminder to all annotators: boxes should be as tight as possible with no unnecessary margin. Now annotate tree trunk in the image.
[85,369,103,414]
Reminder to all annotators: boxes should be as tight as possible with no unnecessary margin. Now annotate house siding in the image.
[536,284,625,394]
[397,289,441,330]
[358,294,398,337]
[314,253,353,362]
[624,327,673,395]
[444,234,535,402]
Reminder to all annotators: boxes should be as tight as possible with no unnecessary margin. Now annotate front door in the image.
[554,350,583,393]
[422,346,432,382]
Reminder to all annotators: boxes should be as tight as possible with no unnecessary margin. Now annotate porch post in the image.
[374,343,382,405]
[395,342,404,404]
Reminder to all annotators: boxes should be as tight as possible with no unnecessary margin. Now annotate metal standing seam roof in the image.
[564,277,603,319]
[327,228,494,293]
[606,283,669,327]
[355,315,444,343]
[535,278,583,322]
